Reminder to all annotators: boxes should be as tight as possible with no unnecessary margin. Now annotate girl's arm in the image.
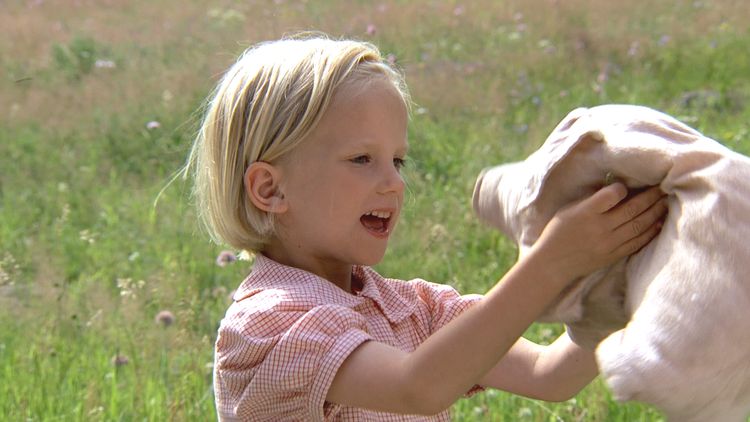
[327,184,667,415]
[478,333,598,402]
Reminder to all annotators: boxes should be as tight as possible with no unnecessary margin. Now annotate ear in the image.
[522,129,606,211]
[244,162,288,214]
[472,162,525,239]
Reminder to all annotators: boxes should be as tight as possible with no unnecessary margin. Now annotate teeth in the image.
[366,210,392,219]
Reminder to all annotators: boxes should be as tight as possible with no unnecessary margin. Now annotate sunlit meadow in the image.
[2,0,749,420]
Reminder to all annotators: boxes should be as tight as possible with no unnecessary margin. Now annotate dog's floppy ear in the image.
[520,108,607,211]
[472,107,607,249]
[505,109,610,249]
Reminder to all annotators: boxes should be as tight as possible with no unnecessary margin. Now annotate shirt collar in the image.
[353,265,417,323]
[233,254,416,324]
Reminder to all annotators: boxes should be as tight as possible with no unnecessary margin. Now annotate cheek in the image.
[287,167,364,213]
[294,186,344,219]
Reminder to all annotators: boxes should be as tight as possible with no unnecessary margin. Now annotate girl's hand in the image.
[530,183,667,284]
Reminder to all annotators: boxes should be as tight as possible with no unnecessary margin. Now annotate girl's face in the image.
[267,77,409,283]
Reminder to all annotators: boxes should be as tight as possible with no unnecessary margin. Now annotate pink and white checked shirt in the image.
[213,253,484,421]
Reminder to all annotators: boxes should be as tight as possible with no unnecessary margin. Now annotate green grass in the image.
[1,0,749,420]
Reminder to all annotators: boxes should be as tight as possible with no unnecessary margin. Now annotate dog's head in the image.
[472,105,709,347]
[472,105,697,255]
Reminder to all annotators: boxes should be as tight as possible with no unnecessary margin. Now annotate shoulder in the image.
[403,277,478,305]
[363,266,458,302]
[215,287,372,384]
[401,277,483,329]
[214,296,372,421]
[222,254,367,335]
[362,267,482,326]
[220,286,366,341]
[219,289,310,338]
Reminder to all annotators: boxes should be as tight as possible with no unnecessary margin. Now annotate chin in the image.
[356,249,387,267]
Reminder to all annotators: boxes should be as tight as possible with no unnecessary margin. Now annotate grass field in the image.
[1,0,749,420]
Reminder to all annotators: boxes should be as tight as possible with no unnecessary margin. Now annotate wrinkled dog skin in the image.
[473,105,750,421]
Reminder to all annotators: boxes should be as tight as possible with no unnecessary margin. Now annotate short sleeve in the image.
[410,279,483,335]
[409,280,485,396]
[213,303,373,421]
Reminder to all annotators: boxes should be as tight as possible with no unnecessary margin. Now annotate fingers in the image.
[614,193,667,235]
[609,186,666,230]
[611,215,663,257]
[586,182,628,213]
[539,183,667,280]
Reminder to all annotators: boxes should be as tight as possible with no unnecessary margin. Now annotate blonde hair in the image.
[184,35,410,252]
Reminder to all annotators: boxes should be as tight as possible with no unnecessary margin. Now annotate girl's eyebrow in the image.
[345,139,409,155]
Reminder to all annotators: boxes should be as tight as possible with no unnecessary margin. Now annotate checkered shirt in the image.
[213,253,483,421]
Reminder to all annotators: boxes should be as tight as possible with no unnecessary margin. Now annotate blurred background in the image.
[1,0,748,420]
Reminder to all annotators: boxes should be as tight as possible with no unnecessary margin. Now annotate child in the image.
[185,35,667,421]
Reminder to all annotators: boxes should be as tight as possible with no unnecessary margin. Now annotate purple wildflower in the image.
[155,310,175,327]
[112,354,129,367]
[216,250,237,267]
[628,41,640,57]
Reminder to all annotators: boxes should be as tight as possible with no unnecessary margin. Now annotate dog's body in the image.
[473,105,750,421]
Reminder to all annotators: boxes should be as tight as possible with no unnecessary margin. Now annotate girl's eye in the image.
[393,157,407,170]
[350,155,371,165]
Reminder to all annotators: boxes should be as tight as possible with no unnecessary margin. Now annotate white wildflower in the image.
[94,59,116,69]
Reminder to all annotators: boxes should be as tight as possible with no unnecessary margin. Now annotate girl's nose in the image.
[378,163,405,195]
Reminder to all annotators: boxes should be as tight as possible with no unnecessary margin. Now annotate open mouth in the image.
[360,210,393,237]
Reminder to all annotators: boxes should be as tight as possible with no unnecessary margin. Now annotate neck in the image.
[262,243,355,293]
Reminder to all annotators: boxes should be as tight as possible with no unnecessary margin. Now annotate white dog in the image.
[473,105,750,421]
